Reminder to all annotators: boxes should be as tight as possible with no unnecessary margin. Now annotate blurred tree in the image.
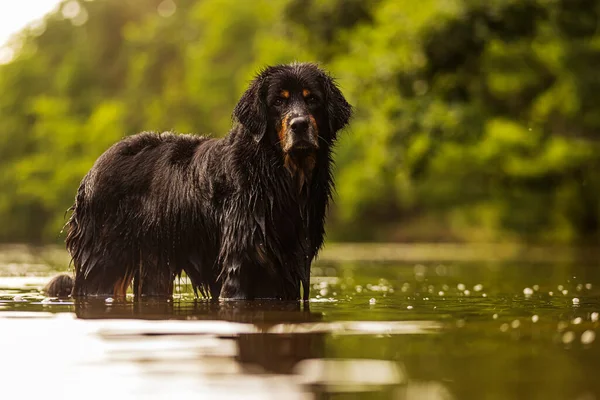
[330,0,600,243]
[0,0,598,244]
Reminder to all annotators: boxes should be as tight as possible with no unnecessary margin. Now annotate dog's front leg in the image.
[219,258,250,300]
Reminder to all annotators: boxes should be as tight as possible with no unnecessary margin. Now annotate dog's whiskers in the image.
[317,135,330,145]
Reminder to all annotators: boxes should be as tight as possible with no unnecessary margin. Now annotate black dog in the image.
[45,62,351,301]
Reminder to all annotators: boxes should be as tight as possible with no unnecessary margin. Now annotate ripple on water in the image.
[309,297,338,303]
[268,320,441,335]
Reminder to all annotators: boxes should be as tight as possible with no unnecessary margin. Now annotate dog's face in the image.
[234,63,352,155]
[267,78,323,154]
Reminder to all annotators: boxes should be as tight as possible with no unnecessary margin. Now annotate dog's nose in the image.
[290,117,309,134]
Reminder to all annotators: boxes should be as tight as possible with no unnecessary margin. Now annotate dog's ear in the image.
[321,72,352,138]
[233,73,268,143]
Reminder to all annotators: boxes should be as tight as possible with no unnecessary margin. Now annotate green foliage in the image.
[0,0,598,244]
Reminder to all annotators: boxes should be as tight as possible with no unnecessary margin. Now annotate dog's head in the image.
[234,63,352,154]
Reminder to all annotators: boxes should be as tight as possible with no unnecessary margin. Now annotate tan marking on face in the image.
[278,117,289,151]
[284,153,298,176]
[302,89,310,97]
[309,114,319,146]
[297,170,306,192]
[281,90,290,99]
[284,152,317,193]
[305,152,316,175]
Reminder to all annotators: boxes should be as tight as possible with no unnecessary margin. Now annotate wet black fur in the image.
[50,62,351,300]
[43,274,74,298]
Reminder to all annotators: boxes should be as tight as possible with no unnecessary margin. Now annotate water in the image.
[1,247,599,399]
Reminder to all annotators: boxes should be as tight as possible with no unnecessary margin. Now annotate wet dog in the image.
[45,62,351,300]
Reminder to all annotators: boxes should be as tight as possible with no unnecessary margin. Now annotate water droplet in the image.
[407,305,413,310]
[105,297,114,304]
[319,288,328,296]
[562,289,569,296]
[355,285,363,293]
[523,287,534,297]
[573,317,582,325]
[493,313,499,320]
[576,284,583,292]
[591,312,599,322]
[435,264,447,275]
[482,293,487,297]
[473,284,483,292]
[572,298,580,305]
[511,320,521,329]
[369,298,376,305]
[558,285,564,291]
[562,331,576,344]
[414,264,426,275]
[532,315,539,323]
[500,323,509,332]
[457,283,466,291]
[533,285,539,291]
[585,283,592,290]
[549,291,554,296]
[464,290,471,296]
[438,291,445,296]
[319,281,328,289]
[581,330,596,345]
[558,321,569,331]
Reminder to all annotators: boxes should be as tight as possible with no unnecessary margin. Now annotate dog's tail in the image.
[43,274,74,298]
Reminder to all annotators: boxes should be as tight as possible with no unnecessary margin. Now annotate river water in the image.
[0,249,599,399]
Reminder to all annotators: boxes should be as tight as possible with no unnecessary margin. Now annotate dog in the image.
[44,62,351,301]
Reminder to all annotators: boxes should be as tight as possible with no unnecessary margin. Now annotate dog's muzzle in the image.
[286,116,318,152]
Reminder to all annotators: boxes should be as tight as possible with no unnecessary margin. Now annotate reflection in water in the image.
[73,298,318,323]
[295,358,406,398]
[74,300,440,397]
[82,299,329,379]
[0,300,449,399]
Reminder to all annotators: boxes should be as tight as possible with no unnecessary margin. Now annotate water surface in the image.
[1,248,599,399]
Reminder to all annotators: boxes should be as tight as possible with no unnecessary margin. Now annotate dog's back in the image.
[66,132,222,298]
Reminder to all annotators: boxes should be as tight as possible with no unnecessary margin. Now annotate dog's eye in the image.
[274,97,287,106]
[306,95,319,105]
